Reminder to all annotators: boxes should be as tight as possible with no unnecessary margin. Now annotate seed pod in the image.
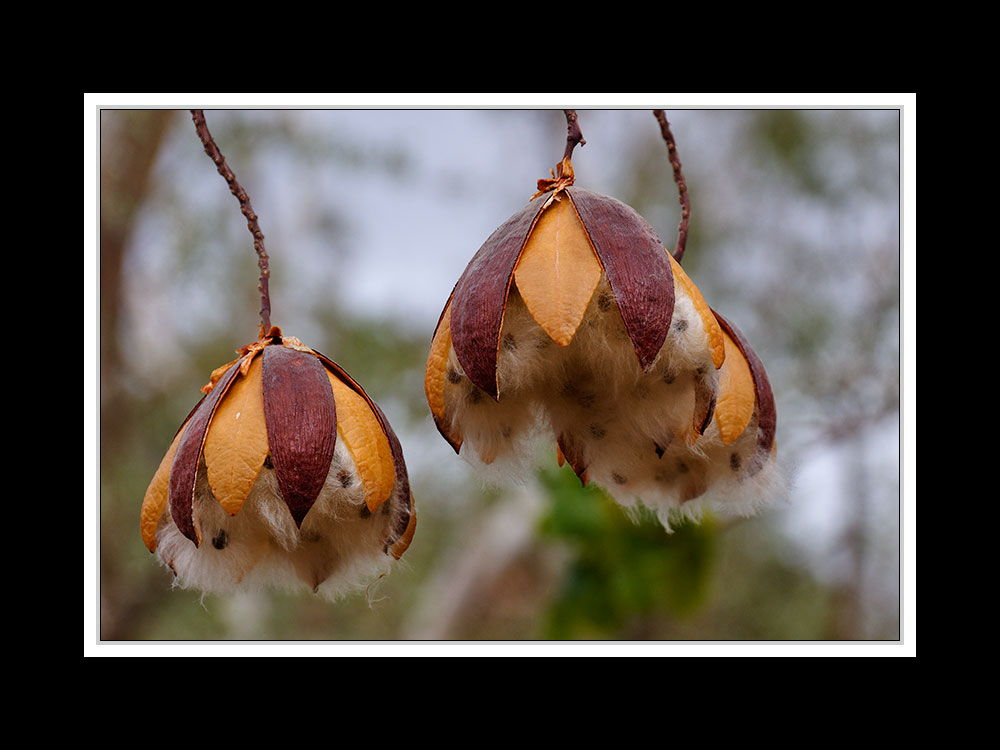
[425,158,783,526]
[141,327,415,599]
[448,160,675,401]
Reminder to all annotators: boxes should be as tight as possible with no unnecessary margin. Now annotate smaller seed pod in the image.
[141,327,415,600]
[425,156,783,527]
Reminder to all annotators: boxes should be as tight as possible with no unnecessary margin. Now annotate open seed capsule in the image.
[425,158,782,526]
[141,327,415,599]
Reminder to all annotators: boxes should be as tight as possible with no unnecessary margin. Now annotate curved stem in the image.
[190,109,272,335]
[562,109,586,167]
[533,111,587,200]
[652,110,690,263]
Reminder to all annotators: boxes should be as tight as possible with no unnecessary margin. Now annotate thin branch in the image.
[190,109,272,335]
[562,109,586,165]
[653,110,690,262]
[534,111,587,200]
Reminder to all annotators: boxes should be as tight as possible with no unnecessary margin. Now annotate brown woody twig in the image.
[562,109,586,164]
[534,110,587,199]
[190,109,272,335]
[653,110,690,262]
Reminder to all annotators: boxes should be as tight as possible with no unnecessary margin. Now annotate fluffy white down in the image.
[153,438,402,601]
[441,275,785,528]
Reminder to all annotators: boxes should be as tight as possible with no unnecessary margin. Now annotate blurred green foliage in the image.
[538,466,716,639]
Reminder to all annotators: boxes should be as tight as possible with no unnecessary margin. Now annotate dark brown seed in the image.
[561,379,597,408]
[589,423,606,439]
[338,469,354,488]
[261,346,338,527]
[447,368,463,384]
[612,472,627,485]
[597,291,615,312]
[211,529,228,550]
[502,332,517,351]
[468,387,482,404]
[730,452,742,472]
[263,454,274,469]
[677,460,689,474]
[674,318,688,332]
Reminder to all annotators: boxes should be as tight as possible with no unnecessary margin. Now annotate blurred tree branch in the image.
[100,110,175,458]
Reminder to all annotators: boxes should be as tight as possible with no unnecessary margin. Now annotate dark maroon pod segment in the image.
[712,310,776,475]
[169,361,243,546]
[373,401,414,556]
[261,345,338,526]
[451,196,548,399]
[428,291,464,455]
[449,186,674,400]
[693,373,717,437]
[566,187,674,370]
[558,433,590,486]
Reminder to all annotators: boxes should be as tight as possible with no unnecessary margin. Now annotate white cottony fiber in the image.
[152,439,402,600]
[439,274,786,529]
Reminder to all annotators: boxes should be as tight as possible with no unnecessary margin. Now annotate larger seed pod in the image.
[141,327,415,600]
[425,158,782,526]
